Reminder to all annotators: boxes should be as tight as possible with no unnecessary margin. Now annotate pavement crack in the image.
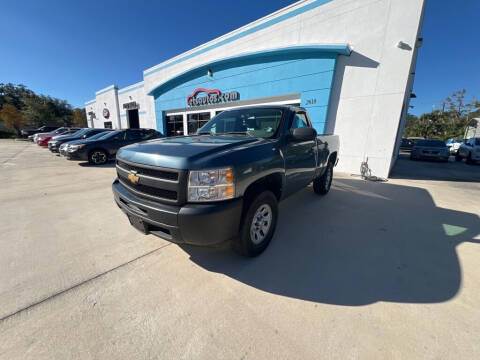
[0,243,172,323]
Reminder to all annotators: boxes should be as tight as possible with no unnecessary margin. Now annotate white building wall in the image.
[117,82,155,129]
[86,0,425,178]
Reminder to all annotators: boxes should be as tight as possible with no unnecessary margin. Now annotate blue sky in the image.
[1,0,478,116]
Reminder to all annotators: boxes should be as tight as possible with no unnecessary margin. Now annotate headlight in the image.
[188,168,234,202]
[69,144,85,151]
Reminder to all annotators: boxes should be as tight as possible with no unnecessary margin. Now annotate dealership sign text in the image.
[187,88,239,107]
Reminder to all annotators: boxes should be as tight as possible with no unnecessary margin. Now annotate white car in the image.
[456,138,480,164]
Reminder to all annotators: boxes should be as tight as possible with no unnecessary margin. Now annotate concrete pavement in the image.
[0,140,479,359]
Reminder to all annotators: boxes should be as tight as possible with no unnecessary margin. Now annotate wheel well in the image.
[243,173,283,203]
[328,151,337,165]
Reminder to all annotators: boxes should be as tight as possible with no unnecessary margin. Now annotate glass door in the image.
[187,112,210,134]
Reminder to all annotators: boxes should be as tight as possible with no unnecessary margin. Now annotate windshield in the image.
[69,128,89,137]
[88,131,111,140]
[417,139,446,147]
[198,108,284,138]
[98,130,121,140]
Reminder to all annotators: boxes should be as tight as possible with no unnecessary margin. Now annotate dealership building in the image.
[85,0,425,178]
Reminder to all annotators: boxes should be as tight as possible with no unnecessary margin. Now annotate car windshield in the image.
[88,131,111,140]
[98,130,121,140]
[417,139,446,147]
[198,108,284,138]
[70,128,90,137]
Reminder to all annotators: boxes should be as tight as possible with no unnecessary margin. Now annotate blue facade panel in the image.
[153,49,340,134]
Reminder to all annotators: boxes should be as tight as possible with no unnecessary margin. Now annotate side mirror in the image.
[290,127,317,142]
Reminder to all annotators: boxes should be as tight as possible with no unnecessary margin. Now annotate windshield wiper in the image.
[222,131,254,137]
[197,131,213,135]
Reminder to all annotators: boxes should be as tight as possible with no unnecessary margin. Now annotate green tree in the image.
[0,104,25,135]
[404,90,480,140]
[72,108,87,127]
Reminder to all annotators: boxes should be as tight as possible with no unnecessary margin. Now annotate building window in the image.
[187,112,210,134]
[166,115,184,136]
[104,121,113,129]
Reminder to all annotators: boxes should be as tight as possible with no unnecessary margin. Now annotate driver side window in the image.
[291,113,309,130]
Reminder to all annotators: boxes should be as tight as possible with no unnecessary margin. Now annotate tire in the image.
[89,149,108,165]
[234,191,278,257]
[466,153,474,165]
[455,154,462,162]
[313,161,333,195]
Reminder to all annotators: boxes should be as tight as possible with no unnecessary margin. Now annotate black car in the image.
[64,128,162,165]
[23,126,59,139]
[48,128,112,153]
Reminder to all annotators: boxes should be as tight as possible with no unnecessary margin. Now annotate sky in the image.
[0,0,479,116]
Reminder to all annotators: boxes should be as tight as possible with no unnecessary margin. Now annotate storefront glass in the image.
[187,112,210,134]
[166,115,184,136]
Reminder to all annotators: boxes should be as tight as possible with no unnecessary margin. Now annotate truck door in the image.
[283,112,317,196]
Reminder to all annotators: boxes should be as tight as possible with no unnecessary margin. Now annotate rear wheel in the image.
[313,161,333,195]
[89,149,108,165]
[234,191,278,257]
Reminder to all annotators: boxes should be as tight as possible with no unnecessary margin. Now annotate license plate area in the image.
[128,215,148,234]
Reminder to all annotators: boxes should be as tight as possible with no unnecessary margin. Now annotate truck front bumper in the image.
[112,179,243,246]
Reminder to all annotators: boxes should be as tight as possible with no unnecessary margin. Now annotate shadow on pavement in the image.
[391,154,480,182]
[181,178,480,306]
[78,161,116,168]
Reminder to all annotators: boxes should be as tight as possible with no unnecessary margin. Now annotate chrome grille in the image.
[116,159,186,205]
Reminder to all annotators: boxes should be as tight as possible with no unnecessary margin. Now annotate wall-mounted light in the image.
[416,37,423,48]
[104,102,107,106]
[129,96,132,100]
[396,41,412,50]
[410,93,417,98]
[207,69,213,77]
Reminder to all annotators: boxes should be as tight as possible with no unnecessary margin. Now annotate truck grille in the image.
[116,159,187,205]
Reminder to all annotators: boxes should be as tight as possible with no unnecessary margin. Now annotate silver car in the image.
[410,139,450,162]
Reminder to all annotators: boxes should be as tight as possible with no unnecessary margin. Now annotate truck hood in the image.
[117,135,260,169]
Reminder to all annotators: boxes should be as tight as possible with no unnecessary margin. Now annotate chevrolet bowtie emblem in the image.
[128,171,139,184]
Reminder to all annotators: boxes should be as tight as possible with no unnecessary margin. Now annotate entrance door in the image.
[187,112,210,134]
[127,109,140,129]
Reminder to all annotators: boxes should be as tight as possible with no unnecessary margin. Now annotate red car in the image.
[37,129,80,146]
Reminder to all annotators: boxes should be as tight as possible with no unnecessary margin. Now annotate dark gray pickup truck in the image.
[113,105,339,256]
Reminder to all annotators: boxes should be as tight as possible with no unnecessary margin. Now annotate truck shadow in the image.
[180,178,480,306]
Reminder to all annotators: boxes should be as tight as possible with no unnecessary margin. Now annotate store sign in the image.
[187,88,239,107]
[103,108,110,119]
[123,101,139,110]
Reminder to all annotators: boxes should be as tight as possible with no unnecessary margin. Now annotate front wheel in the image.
[466,153,475,165]
[234,191,278,257]
[89,149,108,165]
[313,162,333,195]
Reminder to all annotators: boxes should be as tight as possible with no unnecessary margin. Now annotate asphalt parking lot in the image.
[1,139,479,359]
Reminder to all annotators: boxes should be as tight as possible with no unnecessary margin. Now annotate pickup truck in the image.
[113,105,339,256]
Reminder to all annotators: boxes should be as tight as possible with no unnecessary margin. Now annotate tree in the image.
[404,90,480,140]
[0,104,24,135]
[72,108,87,127]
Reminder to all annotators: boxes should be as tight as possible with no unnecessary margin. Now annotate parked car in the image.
[37,128,81,147]
[446,138,464,155]
[35,127,81,145]
[59,130,112,156]
[456,137,480,164]
[410,139,450,162]
[112,105,339,257]
[48,128,111,153]
[63,129,162,164]
[24,126,59,140]
[400,138,415,151]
